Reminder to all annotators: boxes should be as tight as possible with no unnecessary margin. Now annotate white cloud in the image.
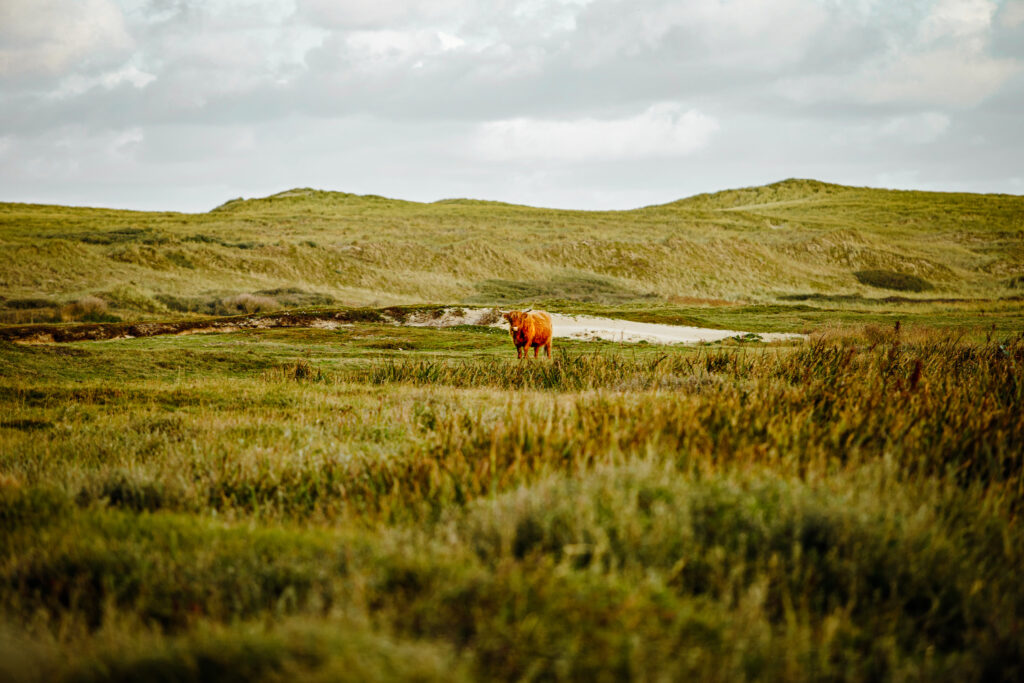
[880,112,951,144]
[2,0,1023,211]
[866,0,1022,106]
[920,0,997,41]
[857,48,1018,106]
[294,0,470,30]
[111,127,144,158]
[474,103,719,161]
[344,29,466,65]
[834,112,952,146]
[52,63,156,99]
[874,169,925,190]
[1000,0,1024,28]
[686,0,828,66]
[778,0,1020,107]
[437,31,466,51]
[569,0,827,69]
[0,0,132,77]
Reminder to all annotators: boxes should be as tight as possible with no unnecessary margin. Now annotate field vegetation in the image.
[1,180,1022,680]
[1,318,1022,681]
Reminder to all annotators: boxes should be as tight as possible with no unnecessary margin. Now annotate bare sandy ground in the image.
[394,308,803,345]
[541,313,801,344]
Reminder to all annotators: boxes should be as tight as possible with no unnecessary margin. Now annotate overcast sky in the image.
[2,0,1023,212]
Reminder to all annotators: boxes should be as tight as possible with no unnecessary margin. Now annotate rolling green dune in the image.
[2,179,1021,322]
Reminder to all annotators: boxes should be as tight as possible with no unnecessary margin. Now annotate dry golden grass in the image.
[2,179,1021,312]
[0,321,1021,680]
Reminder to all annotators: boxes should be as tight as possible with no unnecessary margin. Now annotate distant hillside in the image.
[1,180,1022,319]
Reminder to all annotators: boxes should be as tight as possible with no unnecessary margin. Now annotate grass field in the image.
[1,320,1022,681]
[1,181,1023,681]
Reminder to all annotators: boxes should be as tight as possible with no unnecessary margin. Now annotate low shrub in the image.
[262,360,327,383]
[61,296,120,322]
[154,294,218,314]
[101,285,167,313]
[221,294,280,315]
[3,298,55,310]
[183,234,259,249]
[854,269,933,292]
[475,307,502,325]
[254,288,335,307]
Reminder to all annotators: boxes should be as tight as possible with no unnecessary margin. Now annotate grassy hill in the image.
[1,179,1021,322]
[2,180,1023,680]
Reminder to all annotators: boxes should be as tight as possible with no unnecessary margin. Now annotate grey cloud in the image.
[1,0,1022,211]
[7,0,1015,129]
[0,0,134,79]
[293,0,472,30]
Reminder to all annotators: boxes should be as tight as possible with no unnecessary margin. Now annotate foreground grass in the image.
[1,322,1022,680]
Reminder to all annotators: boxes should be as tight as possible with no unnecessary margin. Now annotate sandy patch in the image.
[391,308,803,345]
[543,313,801,344]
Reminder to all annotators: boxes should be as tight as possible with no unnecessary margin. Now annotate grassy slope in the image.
[1,180,1022,316]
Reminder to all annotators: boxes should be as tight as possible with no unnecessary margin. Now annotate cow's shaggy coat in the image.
[502,310,553,358]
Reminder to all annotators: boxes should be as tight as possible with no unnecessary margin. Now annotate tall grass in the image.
[352,350,743,390]
[4,331,1020,522]
[1,325,1022,680]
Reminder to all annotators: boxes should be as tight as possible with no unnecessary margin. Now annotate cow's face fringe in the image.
[503,311,529,331]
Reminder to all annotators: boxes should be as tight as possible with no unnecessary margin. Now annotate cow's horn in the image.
[524,308,532,313]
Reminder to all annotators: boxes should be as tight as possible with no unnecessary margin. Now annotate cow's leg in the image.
[534,345,539,358]
[545,340,551,358]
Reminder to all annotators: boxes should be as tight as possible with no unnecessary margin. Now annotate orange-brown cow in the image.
[502,310,553,359]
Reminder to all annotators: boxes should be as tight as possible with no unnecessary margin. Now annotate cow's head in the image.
[503,310,528,331]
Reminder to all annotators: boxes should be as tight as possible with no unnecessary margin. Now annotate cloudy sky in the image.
[2,0,1023,211]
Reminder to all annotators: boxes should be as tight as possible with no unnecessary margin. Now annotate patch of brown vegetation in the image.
[0,309,385,344]
[61,296,108,321]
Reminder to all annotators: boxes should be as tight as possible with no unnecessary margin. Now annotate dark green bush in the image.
[154,294,219,314]
[183,234,258,249]
[854,269,933,292]
[4,298,55,310]
[254,288,335,307]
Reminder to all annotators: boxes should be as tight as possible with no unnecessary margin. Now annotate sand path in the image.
[399,308,803,345]
[541,313,800,344]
